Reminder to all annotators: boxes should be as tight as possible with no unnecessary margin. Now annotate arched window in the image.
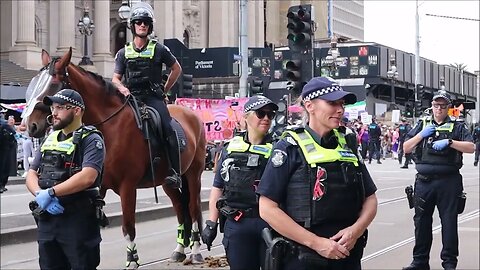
[183,29,190,48]
[35,16,42,48]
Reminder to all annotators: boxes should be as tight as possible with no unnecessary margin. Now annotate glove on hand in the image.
[419,124,436,138]
[35,189,53,209]
[432,139,450,150]
[46,197,64,215]
[201,220,218,251]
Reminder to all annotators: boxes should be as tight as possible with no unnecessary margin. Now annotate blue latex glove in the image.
[45,197,64,215]
[419,124,436,138]
[432,139,450,150]
[35,189,53,209]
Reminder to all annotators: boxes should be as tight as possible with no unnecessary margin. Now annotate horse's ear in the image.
[41,49,51,66]
[57,47,73,69]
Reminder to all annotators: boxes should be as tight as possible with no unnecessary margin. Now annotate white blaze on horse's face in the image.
[21,70,53,119]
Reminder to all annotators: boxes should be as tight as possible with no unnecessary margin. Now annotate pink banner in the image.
[175,98,248,141]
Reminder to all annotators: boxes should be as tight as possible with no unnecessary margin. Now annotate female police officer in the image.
[202,95,278,270]
[258,77,378,270]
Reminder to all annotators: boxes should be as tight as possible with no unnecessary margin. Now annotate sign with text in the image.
[175,98,248,141]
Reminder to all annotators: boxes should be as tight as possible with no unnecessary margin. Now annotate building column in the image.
[57,0,76,53]
[208,1,230,47]
[9,0,42,70]
[266,1,280,46]
[92,0,114,77]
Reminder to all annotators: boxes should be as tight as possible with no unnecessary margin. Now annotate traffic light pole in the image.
[239,0,248,97]
[414,0,420,123]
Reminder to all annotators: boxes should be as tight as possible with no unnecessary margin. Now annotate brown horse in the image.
[24,48,206,268]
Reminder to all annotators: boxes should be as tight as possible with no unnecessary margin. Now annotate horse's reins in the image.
[52,61,131,127]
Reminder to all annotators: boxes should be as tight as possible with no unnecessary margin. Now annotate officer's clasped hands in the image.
[201,220,218,251]
[46,197,64,215]
[419,124,436,138]
[432,139,450,150]
[35,189,53,209]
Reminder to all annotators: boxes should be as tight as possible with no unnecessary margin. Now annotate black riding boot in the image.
[164,132,182,189]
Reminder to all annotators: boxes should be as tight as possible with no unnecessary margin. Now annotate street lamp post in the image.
[440,76,446,91]
[324,36,342,77]
[387,54,399,104]
[77,7,95,66]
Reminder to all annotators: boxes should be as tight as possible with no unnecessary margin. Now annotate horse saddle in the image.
[128,97,187,154]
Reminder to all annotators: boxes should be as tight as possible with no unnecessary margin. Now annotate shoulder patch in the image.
[271,149,287,167]
[95,140,103,150]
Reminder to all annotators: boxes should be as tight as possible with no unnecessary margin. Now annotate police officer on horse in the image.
[112,3,183,188]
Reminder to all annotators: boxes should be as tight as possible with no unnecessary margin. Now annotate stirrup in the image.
[165,170,182,189]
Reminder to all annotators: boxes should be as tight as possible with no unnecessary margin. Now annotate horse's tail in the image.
[181,174,192,246]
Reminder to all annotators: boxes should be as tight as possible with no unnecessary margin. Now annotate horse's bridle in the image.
[44,58,131,127]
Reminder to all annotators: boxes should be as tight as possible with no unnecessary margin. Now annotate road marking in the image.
[361,209,479,262]
[0,212,16,217]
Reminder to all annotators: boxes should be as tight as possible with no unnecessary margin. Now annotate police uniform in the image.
[473,124,480,166]
[404,115,473,270]
[257,77,377,270]
[29,125,105,270]
[367,121,381,163]
[0,117,16,192]
[398,120,412,167]
[212,131,273,269]
[114,21,181,186]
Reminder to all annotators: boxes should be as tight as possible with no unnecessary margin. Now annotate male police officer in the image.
[26,89,106,270]
[112,3,183,188]
[398,117,412,168]
[402,90,474,270]
[473,122,480,166]
[368,117,382,164]
[0,112,16,193]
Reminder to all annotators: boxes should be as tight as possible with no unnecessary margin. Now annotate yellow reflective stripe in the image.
[423,119,454,132]
[226,136,272,158]
[40,130,93,155]
[125,40,156,59]
[285,130,358,167]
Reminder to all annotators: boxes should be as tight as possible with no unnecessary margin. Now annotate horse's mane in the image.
[73,64,125,102]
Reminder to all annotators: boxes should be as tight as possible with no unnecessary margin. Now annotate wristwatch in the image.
[47,187,56,197]
[448,139,453,146]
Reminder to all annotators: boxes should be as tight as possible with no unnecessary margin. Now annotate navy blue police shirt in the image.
[30,131,105,175]
[257,126,377,206]
[405,117,473,173]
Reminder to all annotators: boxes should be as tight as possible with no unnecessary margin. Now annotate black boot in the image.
[164,132,182,189]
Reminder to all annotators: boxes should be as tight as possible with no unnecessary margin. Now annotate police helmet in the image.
[129,6,154,36]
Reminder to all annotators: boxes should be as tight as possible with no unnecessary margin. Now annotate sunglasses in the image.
[50,105,75,113]
[432,103,448,109]
[255,110,275,120]
[134,20,149,26]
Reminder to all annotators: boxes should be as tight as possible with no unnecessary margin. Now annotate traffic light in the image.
[249,76,264,95]
[404,102,413,118]
[287,5,313,52]
[175,73,193,98]
[285,59,305,96]
[414,100,423,117]
[181,73,193,97]
[416,84,426,99]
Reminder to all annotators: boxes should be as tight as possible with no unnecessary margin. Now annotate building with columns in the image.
[0,0,364,79]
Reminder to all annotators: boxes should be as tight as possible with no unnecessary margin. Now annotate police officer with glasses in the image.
[258,77,378,270]
[402,90,475,270]
[202,95,278,270]
[26,89,106,270]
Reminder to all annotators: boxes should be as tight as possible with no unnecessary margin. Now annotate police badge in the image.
[271,149,287,167]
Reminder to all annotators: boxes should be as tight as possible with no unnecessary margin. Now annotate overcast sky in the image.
[364,0,479,73]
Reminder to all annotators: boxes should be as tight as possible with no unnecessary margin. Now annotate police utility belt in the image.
[216,198,259,221]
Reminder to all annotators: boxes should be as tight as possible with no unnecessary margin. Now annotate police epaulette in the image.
[150,39,158,44]
[81,125,97,133]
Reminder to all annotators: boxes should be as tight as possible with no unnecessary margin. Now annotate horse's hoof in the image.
[169,251,186,262]
[125,260,140,269]
[189,253,204,264]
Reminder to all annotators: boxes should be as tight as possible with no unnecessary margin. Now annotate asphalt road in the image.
[1,155,478,269]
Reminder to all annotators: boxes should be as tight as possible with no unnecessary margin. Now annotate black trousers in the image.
[0,145,14,187]
[474,142,480,162]
[412,173,463,269]
[368,139,381,161]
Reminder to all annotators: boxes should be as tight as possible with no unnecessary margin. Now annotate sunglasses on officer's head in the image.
[255,110,275,120]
